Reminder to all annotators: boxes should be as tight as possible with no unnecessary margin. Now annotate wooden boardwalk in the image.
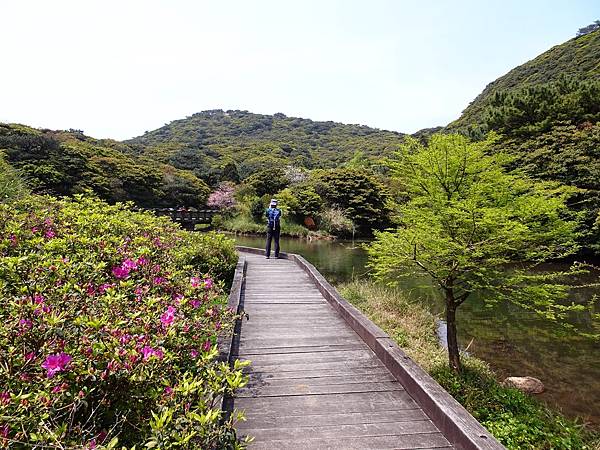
[233,252,455,450]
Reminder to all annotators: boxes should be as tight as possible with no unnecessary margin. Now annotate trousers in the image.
[265,226,280,257]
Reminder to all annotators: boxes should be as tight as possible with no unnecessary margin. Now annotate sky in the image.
[1,0,598,140]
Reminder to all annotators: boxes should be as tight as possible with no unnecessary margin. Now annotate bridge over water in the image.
[224,247,505,450]
[149,208,219,229]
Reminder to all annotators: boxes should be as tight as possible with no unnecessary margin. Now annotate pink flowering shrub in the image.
[207,182,236,210]
[0,195,246,448]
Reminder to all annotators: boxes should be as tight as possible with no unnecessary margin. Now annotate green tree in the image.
[313,168,390,234]
[220,160,240,183]
[368,134,581,373]
[244,168,289,198]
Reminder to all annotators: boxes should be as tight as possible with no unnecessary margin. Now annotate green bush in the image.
[0,194,246,449]
[319,207,355,237]
[0,154,29,203]
[431,364,591,450]
[243,168,288,198]
[277,187,322,224]
[250,197,266,224]
[312,168,390,235]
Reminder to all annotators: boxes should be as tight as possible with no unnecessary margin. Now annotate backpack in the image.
[266,208,281,228]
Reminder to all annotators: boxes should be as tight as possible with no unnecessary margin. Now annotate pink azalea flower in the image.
[44,229,56,239]
[140,346,163,361]
[19,319,33,330]
[34,305,51,316]
[42,353,72,378]
[203,278,213,289]
[112,265,130,279]
[136,256,149,266]
[51,383,68,394]
[164,386,173,396]
[190,349,199,358]
[24,351,36,361]
[121,258,138,270]
[160,306,176,327]
[0,392,10,405]
[190,299,201,309]
[202,341,211,352]
[190,277,201,288]
[153,276,165,285]
[86,283,96,296]
[98,283,115,294]
[33,294,45,304]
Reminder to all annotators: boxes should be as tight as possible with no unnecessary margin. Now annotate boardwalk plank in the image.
[241,420,439,440]
[236,409,429,430]
[247,433,452,450]
[237,380,402,397]
[235,391,419,415]
[236,343,369,356]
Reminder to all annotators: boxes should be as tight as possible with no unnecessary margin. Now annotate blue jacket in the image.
[266,207,281,228]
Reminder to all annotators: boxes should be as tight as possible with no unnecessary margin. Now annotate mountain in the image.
[0,123,210,207]
[444,28,600,251]
[125,110,406,182]
[449,28,600,132]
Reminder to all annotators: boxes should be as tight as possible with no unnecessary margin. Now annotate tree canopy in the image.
[368,134,582,372]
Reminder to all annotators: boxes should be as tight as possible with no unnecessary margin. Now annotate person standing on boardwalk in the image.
[265,198,281,259]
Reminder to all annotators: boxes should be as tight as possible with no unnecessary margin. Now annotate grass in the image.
[338,280,600,450]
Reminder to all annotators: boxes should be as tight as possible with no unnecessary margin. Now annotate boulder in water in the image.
[502,376,545,394]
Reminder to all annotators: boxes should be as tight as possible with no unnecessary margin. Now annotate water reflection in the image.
[233,235,600,425]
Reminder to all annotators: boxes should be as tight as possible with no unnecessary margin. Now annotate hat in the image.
[269,198,277,206]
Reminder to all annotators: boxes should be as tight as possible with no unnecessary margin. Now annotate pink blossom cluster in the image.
[140,346,164,361]
[207,182,236,210]
[41,353,72,378]
[160,306,177,327]
[111,258,140,279]
[190,277,213,289]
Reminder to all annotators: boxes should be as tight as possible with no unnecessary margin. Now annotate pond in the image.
[234,235,600,426]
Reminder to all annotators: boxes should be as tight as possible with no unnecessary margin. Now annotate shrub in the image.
[279,187,322,222]
[431,364,591,450]
[312,168,390,234]
[249,197,266,224]
[207,182,236,211]
[243,168,288,198]
[0,195,246,449]
[0,155,29,203]
[319,207,355,237]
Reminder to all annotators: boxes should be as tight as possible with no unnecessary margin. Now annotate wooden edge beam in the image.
[219,256,247,420]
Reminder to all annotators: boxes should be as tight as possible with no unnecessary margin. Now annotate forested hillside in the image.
[0,123,210,207]
[440,28,600,251]
[126,110,405,183]
[449,28,600,132]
